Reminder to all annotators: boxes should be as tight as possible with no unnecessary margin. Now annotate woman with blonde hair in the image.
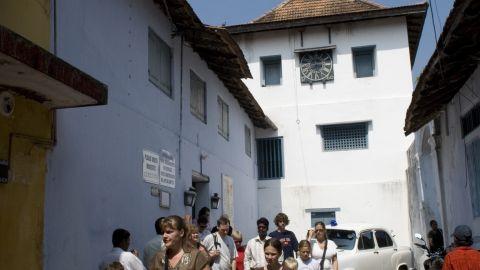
[232,230,246,270]
[149,215,210,270]
[186,223,210,258]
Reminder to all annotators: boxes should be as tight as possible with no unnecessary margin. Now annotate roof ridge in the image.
[250,0,388,24]
[357,0,386,9]
[251,0,293,23]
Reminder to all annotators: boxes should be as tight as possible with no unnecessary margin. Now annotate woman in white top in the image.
[306,222,338,270]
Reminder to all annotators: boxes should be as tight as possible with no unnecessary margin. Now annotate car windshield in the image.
[327,229,356,250]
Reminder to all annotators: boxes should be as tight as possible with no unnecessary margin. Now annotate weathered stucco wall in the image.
[409,64,480,252]
[44,1,260,269]
[0,95,53,270]
[238,17,414,246]
[0,2,52,268]
[0,0,50,50]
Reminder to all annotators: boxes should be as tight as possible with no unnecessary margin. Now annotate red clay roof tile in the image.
[253,0,385,23]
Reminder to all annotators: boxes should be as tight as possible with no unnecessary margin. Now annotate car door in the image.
[354,230,382,270]
[374,229,396,270]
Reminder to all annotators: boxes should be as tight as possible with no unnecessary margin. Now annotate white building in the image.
[227,0,428,246]
[44,0,274,269]
[405,0,480,258]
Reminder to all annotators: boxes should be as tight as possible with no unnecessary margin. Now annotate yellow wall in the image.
[0,0,50,50]
[0,94,54,270]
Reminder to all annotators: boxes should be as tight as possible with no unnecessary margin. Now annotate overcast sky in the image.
[187,0,455,84]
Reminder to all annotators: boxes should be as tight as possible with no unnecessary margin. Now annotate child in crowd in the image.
[296,240,319,270]
[283,257,298,270]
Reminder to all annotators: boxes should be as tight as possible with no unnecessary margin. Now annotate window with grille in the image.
[261,56,282,86]
[257,137,284,179]
[217,97,229,140]
[245,126,252,157]
[321,122,369,151]
[352,46,375,78]
[461,103,480,137]
[190,71,206,123]
[148,27,172,97]
[466,138,480,217]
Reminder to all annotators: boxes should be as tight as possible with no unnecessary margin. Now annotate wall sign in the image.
[159,150,176,188]
[143,150,160,184]
[159,190,171,209]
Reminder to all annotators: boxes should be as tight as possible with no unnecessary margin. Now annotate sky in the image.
[187,0,455,84]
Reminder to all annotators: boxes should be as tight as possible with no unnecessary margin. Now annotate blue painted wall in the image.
[44,0,261,269]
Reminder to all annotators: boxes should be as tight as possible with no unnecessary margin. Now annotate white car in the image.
[326,223,415,270]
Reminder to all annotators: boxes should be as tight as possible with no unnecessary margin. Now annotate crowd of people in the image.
[99,210,479,270]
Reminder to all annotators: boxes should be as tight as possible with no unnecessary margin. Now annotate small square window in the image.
[218,97,229,140]
[352,46,375,78]
[310,211,336,227]
[261,56,282,86]
[148,28,173,96]
[190,71,206,123]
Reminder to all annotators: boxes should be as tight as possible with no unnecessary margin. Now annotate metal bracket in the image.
[0,160,8,183]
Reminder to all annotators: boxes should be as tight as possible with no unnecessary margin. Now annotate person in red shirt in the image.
[442,225,480,270]
[233,230,246,270]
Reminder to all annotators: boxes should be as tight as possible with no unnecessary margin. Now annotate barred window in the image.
[461,103,480,137]
[321,122,369,151]
[257,137,284,179]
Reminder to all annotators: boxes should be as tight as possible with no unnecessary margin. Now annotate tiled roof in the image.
[253,0,385,23]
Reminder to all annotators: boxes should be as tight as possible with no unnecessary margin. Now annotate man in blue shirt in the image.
[268,213,298,260]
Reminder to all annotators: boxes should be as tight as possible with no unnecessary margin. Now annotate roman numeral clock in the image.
[300,50,334,83]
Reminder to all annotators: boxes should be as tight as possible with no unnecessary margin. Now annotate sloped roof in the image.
[253,0,384,23]
[153,0,275,129]
[227,2,428,67]
[404,0,480,135]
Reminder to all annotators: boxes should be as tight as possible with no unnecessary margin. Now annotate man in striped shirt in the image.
[244,218,271,270]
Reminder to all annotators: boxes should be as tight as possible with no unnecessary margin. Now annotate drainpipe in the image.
[178,34,184,196]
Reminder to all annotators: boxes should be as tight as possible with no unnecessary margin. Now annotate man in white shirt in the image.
[143,217,165,265]
[99,228,146,270]
[244,217,271,270]
[202,216,237,270]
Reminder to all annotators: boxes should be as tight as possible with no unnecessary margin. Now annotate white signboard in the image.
[143,150,160,184]
[159,150,176,188]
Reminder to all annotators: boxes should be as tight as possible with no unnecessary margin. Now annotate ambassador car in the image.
[326,224,415,270]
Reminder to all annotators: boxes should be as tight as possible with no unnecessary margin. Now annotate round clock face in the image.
[300,51,333,82]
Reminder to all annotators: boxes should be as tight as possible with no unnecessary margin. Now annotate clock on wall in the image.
[300,50,334,83]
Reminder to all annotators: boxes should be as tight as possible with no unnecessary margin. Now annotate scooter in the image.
[413,233,444,270]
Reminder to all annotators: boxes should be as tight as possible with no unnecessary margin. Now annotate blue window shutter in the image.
[353,47,375,78]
